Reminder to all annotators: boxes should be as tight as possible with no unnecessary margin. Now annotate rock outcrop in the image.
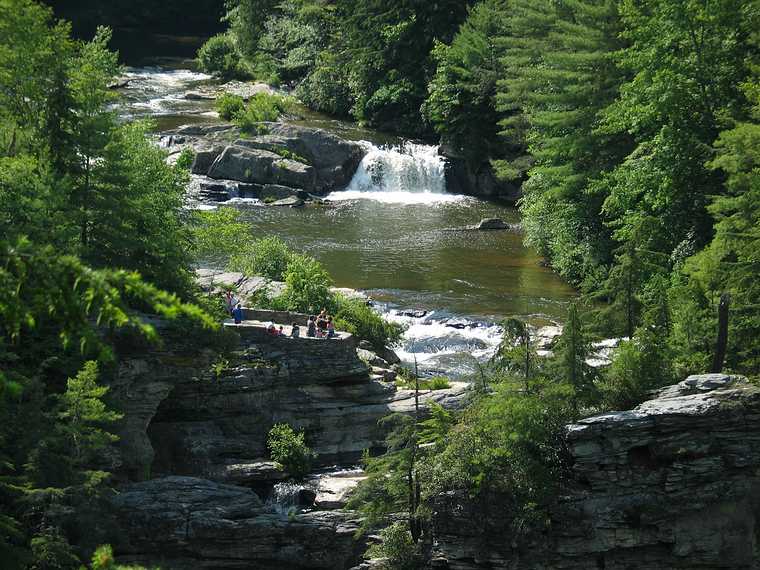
[439,145,523,203]
[430,373,760,569]
[146,326,468,477]
[112,476,366,570]
[173,122,366,200]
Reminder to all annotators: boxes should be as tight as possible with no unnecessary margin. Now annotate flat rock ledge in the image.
[112,476,366,570]
[431,374,760,570]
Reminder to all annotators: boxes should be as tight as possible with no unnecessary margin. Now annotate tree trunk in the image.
[710,292,730,373]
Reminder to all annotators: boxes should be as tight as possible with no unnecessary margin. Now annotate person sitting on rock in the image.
[326,316,336,338]
[278,325,285,336]
[307,316,316,337]
[266,322,277,335]
[316,313,327,335]
[232,303,244,324]
[291,323,300,338]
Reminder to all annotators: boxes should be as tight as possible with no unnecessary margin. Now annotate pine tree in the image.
[552,302,597,410]
[497,0,631,281]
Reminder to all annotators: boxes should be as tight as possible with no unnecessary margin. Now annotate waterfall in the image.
[328,141,461,204]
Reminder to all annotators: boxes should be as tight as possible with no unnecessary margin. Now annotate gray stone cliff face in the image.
[108,322,466,569]
[430,374,760,569]
[111,476,366,570]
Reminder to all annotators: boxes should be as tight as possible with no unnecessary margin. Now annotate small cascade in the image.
[268,481,316,515]
[348,141,446,194]
[328,141,462,204]
[381,308,504,377]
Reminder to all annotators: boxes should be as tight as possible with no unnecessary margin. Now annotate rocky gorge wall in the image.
[107,319,467,569]
[430,374,760,569]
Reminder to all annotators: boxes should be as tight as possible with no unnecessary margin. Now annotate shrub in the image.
[367,522,420,570]
[276,253,334,314]
[334,295,404,351]
[228,236,294,280]
[395,374,451,391]
[197,33,248,80]
[235,92,297,135]
[216,92,245,121]
[267,423,315,480]
[427,376,451,390]
[191,207,250,262]
[175,148,195,170]
[421,381,573,534]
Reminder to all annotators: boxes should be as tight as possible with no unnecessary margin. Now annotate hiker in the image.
[224,291,234,314]
[307,316,317,337]
[232,303,244,324]
[291,323,300,338]
[326,316,336,338]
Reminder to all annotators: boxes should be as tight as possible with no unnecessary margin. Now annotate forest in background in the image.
[202,0,760,378]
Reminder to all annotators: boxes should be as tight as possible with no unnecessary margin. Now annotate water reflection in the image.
[239,199,575,319]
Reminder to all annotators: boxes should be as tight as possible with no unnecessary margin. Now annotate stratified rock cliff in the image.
[111,476,366,570]
[430,374,760,569]
[108,318,467,569]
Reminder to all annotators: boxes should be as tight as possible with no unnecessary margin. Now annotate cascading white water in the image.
[349,141,446,193]
[327,141,464,204]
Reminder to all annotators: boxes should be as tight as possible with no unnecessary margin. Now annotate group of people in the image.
[307,310,336,338]
[226,291,337,340]
[266,311,336,339]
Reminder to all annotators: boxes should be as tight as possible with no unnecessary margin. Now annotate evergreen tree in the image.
[552,302,597,410]
[684,64,760,375]
[423,0,512,165]
[498,0,631,282]
[601,0,757,259]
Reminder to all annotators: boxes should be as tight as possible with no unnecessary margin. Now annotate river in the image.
[117,62,576,376]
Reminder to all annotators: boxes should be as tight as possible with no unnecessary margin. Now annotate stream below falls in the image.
[117,62,576,377]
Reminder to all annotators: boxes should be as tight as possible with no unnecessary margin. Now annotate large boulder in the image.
[191,146,225,175]
[239,124,366,191]
[440,143,524,202]
[207,145,316,190]
[260,184,309,201]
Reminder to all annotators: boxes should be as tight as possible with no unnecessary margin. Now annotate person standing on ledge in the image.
[232,303,244,324]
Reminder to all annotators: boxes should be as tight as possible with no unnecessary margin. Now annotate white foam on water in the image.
[384,310,504,371]
[326,140,467,204]
[120,66,213,117]
[326,190,467,205]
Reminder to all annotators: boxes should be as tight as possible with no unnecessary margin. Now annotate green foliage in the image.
[266,423,315,480]
[492,318,537,385]
[334,295,403,351]
[174,148,194,170]
[421,381,573,533]
[215,92,245,121]
[367,522,420,570]
[500,0,630,283]
[276,253,334,314]
[197,33,248,80]
[90,544,148,570]
[348,413,418,529]
[551,303,598,411]
[423,0,511,165]
[234,93,295,135]
[395,375,451,391]
[229,235,294,281]
[0,7,218,563]
[191,207,251,262]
